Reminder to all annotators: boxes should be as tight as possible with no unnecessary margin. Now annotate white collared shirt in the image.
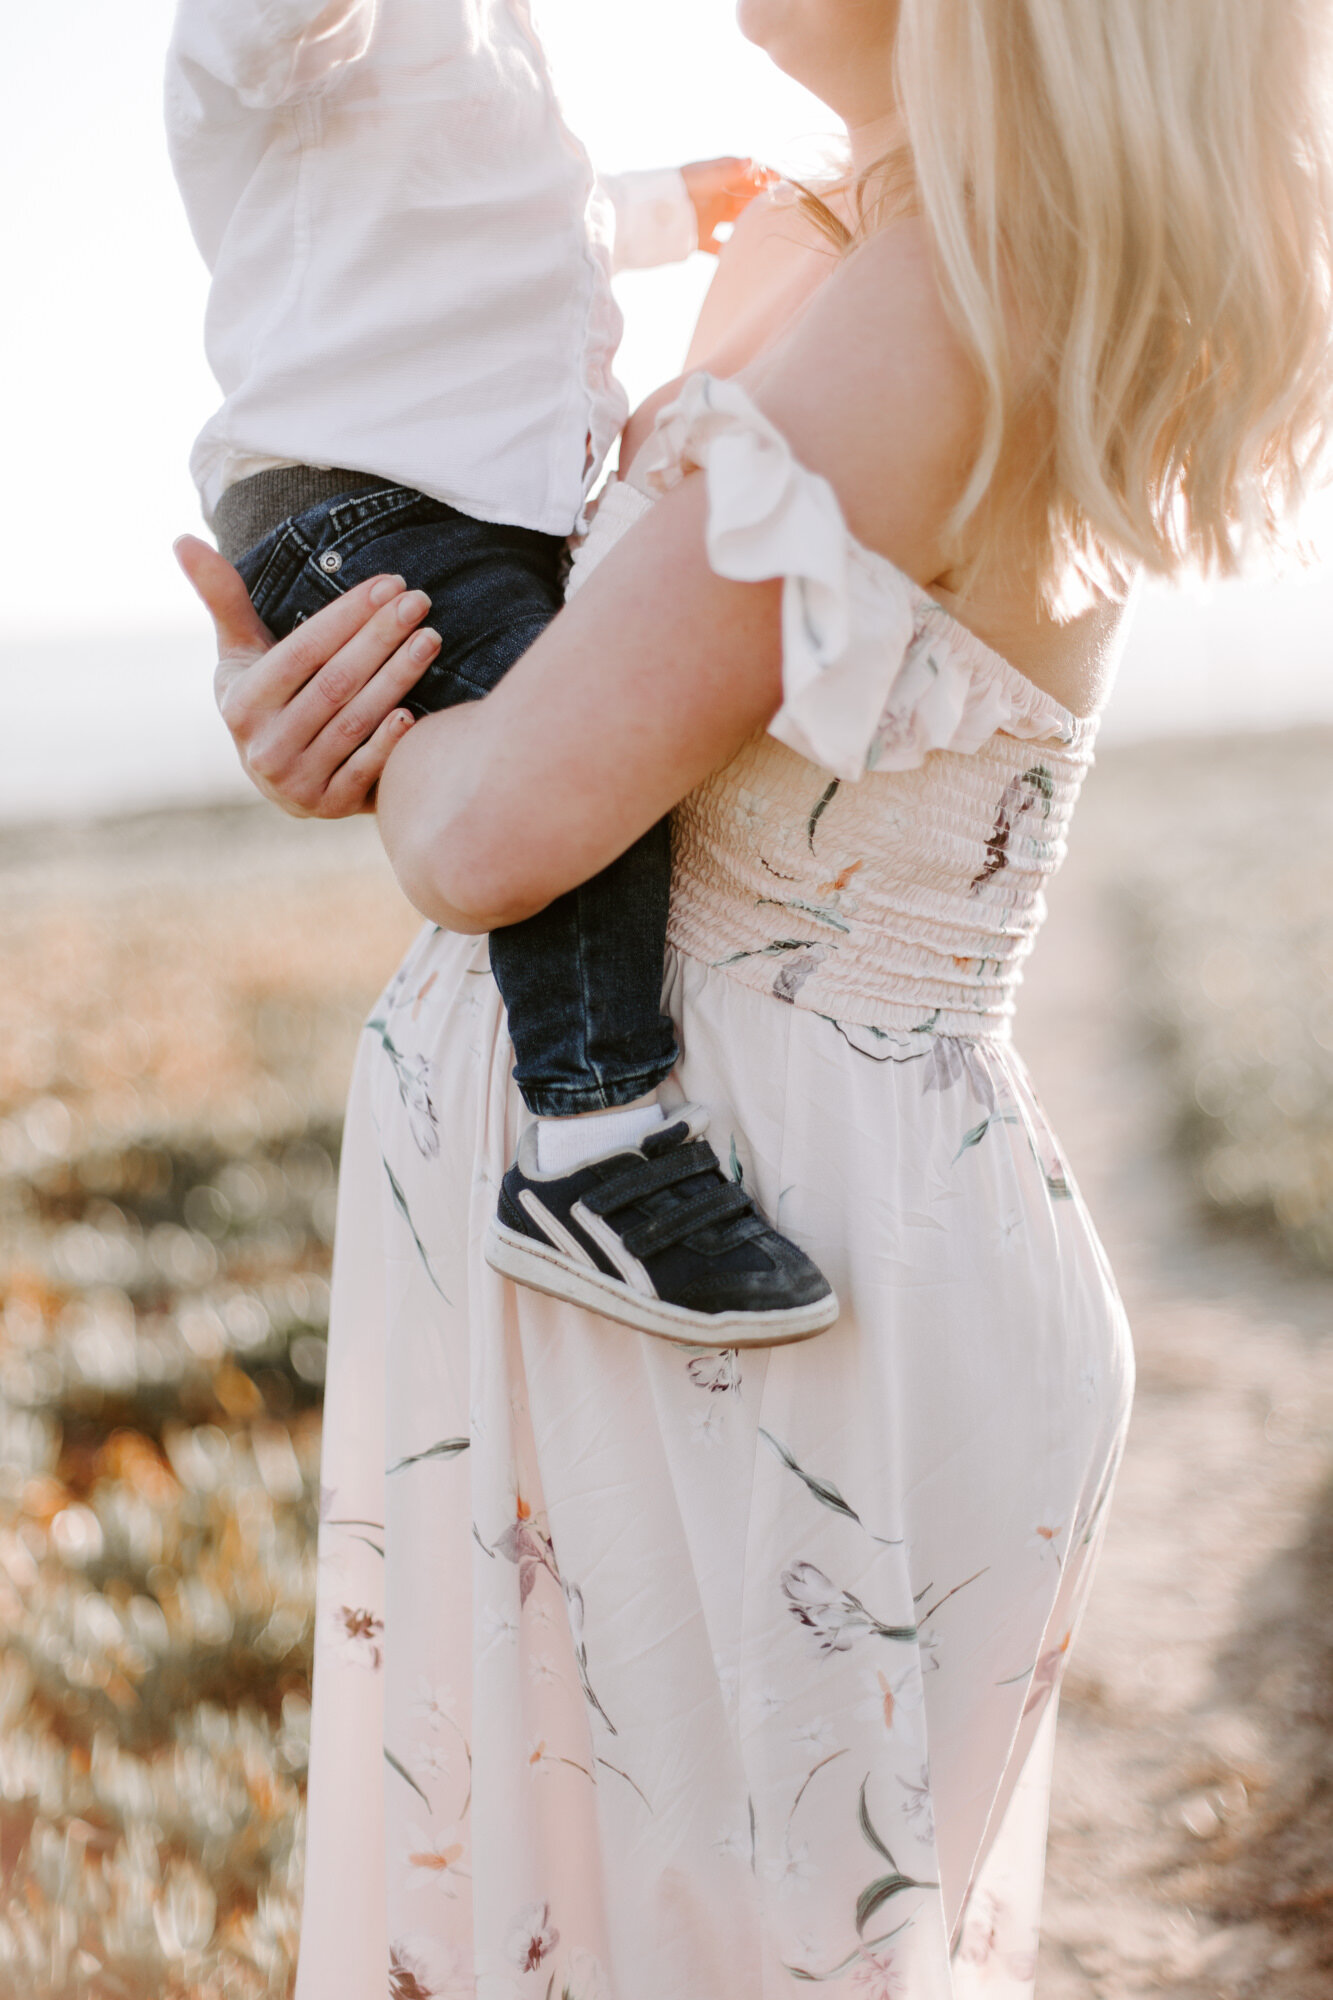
[166,0,697,534]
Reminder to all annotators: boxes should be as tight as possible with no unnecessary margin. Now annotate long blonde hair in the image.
[838,0,1333,610]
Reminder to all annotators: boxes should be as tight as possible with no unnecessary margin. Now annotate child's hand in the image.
[174,535,438,818]
[681,157,775,256]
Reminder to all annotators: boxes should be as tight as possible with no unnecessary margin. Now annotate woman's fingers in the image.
[174,535,272,661]
[224,571,416,716]
[259,592,436,763]
[175,525,440,815]
[248,623,441,807]
[315,706,419,819]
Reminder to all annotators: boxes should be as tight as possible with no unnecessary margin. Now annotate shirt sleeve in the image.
[601,169,698,274]
[167,0,378,110]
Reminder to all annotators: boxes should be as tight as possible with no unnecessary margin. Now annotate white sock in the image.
[535,1099,666,1176]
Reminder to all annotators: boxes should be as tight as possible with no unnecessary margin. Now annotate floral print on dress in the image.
[297,386,1132,2000]
[781,1564,919,1656]
[506,1901,559,1973]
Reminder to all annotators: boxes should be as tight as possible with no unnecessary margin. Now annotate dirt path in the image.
[1020,757,1333,1999]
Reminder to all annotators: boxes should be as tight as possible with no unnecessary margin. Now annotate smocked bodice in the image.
[569,374,1100,1038]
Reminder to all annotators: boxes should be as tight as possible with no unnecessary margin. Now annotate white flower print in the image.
[773,946,828,1004]
[780,1562,917,1656]
[762,1841,816,1891]
[742,1683,784,1729]
[416,1738,454,1782]
[849,1947,903,2000]
[956,1890,1004,1967]
[528,1653,562,1687]
[506,1900,560,1973]
[687,1349,742,1394]
[1027,1519,1065,1565]
[791,1715,837,1755]
[792,1933,831,1970]
[479,1605,519,1652]
[854,1663,924,1732]
[565,1946,611,2000]
[921,1035,997,1115]
[898,1764,935,1838]
[412,1678,458,1730]
[403,1822,468,1893]
[326,1601,384,1671]
[713,1827,750,1861]
[390,1934,468,2000]
[689,1402,725,1448]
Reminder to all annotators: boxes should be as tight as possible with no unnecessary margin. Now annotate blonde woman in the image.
[185,0,1333,1992]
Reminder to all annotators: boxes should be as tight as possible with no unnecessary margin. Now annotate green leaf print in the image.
[716,939,825,967]
[760,1431,865,1528]
[858,1776,896,1863]
[384,1746,430,1809]
[382,1157,451,1301]
[856,1874,930,1934]
[953,1119,991,1162]
[757,897,852,934]
[807,778,840,850]
[1022,763,1055,817]
[855,1779,937,1934]
[388,1437,470,1474]
[784,1922,913,1982]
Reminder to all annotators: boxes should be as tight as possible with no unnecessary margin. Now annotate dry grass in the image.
[0,804,415,1999]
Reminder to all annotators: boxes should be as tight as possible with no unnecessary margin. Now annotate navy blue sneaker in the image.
[484,1106,838,1346]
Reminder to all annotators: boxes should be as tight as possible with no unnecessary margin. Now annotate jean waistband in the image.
[212,465,395,566]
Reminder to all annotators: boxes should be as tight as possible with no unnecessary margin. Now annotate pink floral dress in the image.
[295,377,1134,2000]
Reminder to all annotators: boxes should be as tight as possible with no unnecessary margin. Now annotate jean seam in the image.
[246,523,313,608]
[325,487,439,538]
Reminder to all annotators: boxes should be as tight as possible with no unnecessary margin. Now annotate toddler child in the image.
[167,0,837,1345]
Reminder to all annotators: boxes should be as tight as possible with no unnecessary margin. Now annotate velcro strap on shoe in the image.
[582,1141,720,1217]
[621,1180,755,1257]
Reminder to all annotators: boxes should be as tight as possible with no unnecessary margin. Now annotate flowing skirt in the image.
[295,926,1133,2000]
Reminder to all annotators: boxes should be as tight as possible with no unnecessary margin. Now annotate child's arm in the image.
[604,160,771,273]
[168,0,377,110]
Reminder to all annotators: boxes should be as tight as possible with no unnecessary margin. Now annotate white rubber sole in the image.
[484,1219,839,1348]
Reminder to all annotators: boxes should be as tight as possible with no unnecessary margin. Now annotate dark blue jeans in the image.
[237,481,678,1117]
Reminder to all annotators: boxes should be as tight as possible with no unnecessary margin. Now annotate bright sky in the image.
[2,1,1332,819]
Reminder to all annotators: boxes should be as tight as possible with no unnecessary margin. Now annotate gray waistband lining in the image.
[212,465,393,567]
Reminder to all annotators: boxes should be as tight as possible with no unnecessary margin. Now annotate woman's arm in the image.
[376,476,784,931]
[380,222,982,932]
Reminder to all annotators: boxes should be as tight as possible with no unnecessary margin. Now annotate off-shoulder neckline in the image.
[633,372,1100,749]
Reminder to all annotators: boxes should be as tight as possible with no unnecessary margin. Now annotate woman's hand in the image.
[174,535,440,817]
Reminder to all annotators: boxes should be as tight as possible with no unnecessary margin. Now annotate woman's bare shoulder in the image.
[744,216,986,588]
[684,186,842,373]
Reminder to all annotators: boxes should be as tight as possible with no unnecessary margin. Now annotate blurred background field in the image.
[2,736,1333,1997]
[0,813,416,1997]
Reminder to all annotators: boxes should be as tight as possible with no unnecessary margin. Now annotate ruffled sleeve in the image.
[642,373,1083,782]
